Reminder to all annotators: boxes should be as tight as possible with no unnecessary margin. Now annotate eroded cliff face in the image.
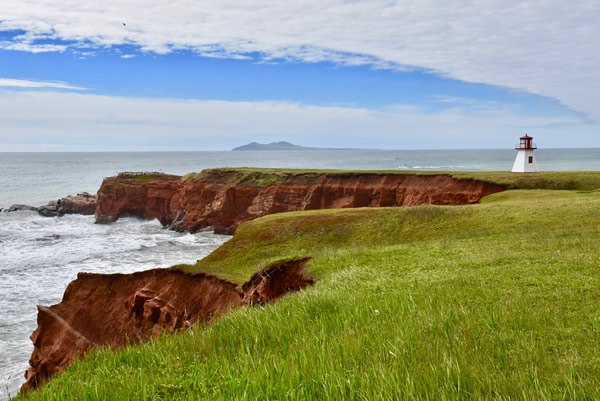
[95,171,506,234]
[22,258,313,392]
[94,173,181,226]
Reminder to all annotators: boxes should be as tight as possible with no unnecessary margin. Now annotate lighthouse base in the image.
[512,150,538,173]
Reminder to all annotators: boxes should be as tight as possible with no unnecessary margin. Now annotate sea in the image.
[0,148,598,399]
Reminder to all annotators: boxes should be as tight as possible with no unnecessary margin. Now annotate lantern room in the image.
[515,134,537,150]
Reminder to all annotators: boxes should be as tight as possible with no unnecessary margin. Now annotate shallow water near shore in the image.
[0,211,228,399]
[0,148,598,399]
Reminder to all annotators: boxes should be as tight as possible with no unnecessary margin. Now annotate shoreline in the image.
[10,168,600,398]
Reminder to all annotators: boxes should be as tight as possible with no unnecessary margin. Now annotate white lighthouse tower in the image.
[512,134,538,173]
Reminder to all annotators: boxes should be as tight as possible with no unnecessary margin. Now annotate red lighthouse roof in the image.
[515,134,536,150]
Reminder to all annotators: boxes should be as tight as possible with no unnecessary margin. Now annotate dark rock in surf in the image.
[6,204,39,213]
[38,201,60,217]
[5,193,97,217]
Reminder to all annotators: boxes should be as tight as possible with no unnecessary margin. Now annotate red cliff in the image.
[22,258,313,392]
[95,169,506,234]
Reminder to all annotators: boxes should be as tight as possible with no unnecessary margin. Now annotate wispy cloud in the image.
[0,78,86,90]
[0,90,594,152]
[0,1,599,121]
[0,41,67,53]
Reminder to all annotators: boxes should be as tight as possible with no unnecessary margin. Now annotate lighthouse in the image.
[512,134,538,173]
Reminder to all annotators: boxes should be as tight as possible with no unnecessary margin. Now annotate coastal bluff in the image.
[95,169,506,234]
[23,169,506,393]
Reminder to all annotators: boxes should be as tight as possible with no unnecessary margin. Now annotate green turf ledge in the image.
[180,168,600,191]
[172,170,600,285]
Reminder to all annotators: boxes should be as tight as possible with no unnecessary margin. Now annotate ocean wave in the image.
[0,212,228,399]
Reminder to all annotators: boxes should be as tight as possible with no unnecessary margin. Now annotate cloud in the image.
[0,1,599,122]
[0,90,594,151]
[0,41,67,52]
[0,78,86,90]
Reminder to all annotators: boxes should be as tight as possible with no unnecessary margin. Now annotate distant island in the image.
[232,141,316,151]
[231,141,361,151]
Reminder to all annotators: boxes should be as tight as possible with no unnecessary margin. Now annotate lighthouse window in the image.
[528,156,533,163]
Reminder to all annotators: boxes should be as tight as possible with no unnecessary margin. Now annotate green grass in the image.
[20,187,600,400]
[183,168,338,187]
[451,171,600,191]
[181,167,481,187]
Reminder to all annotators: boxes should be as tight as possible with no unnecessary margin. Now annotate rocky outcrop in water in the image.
[22,258,313,392]
[39,192,98,217]
[95,170,506,234]
[57,192,98,216]
[3,193,97,217]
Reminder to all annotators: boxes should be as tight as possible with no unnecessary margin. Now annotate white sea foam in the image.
[0,211,228,400]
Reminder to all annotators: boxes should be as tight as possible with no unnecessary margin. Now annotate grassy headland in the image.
[20,173,600,400]
[182,167,600,191]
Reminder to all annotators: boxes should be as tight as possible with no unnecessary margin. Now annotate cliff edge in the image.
[95,169,506,234]
[23,258,313,392]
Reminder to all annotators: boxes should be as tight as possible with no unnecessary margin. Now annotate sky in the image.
[0,0,599,151]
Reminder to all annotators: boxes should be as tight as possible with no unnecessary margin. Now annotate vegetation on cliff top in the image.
[180,167,600,191]
[453,171,600,191]
[116,172,180,181]
[20,180,600,400]
[182,168,326,187]
[108,166,600,192]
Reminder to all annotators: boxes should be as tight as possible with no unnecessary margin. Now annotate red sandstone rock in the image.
[58,192,97,215]
[95,174,181,226]
[95,172,506,233]
[22,258,312,392]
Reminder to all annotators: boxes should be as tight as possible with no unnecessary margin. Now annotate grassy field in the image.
[453,171,600,191]
[20,182,600,400]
